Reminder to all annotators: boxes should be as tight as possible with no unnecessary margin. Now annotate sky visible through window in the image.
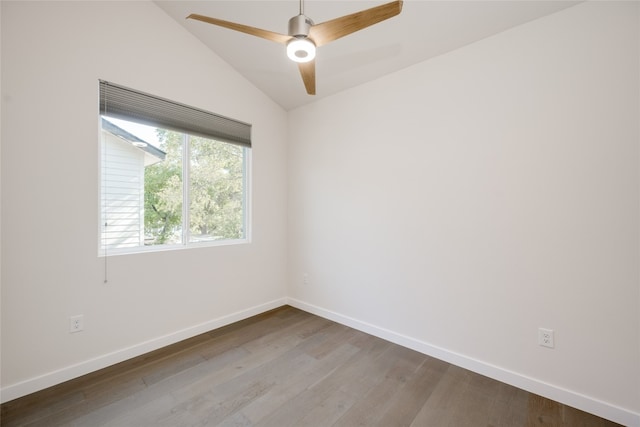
[103,116,162,148]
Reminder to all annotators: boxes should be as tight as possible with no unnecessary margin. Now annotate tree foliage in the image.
[144,129,245,245]
[189,136,244,240]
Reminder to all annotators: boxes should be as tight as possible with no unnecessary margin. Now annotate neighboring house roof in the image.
[101,118,166,162]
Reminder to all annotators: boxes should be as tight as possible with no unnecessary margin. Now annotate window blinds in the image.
[99,80,251,148]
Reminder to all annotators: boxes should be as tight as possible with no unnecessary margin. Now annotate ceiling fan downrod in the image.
[288,15,313,38]
[288,0,313,38]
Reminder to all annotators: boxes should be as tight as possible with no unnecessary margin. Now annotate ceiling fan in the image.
[187,0,403,95]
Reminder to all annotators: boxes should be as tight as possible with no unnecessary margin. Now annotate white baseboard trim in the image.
[287,298,640,427]
[0,297,288,404]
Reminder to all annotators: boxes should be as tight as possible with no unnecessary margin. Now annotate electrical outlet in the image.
[538,328,554,348]
[303,273,310,285]
[69,315,84,333]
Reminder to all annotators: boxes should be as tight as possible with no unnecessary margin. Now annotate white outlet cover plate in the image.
[538,328,554,348]
[69,315,84,333]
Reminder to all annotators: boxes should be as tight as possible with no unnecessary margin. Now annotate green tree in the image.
[144,129,183,244]
[189,137,244,240]
[144,129,245,245]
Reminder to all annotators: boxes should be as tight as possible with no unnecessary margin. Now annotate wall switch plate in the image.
[538,328,554,348]
[69,315,84,333]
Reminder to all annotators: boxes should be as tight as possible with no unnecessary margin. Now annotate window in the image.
[99,81,251,254]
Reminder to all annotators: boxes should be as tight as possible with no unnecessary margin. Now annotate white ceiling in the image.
[155,1,579,111]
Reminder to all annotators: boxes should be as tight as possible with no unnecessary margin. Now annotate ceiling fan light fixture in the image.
[187,0,403,95]
[287,37,316,63]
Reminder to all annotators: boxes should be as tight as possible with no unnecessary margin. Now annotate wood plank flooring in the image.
[1,306,622,426]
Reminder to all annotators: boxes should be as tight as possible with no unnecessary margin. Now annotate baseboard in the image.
[0,297,288,404]
[286,298,640,427]
[4,296,638,426]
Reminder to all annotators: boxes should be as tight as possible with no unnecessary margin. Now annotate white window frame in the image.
[98,81,252,256]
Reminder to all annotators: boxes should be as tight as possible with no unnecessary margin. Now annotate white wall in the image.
[1,1,288,400]
[288,2,639,425]
[2,1,639,424]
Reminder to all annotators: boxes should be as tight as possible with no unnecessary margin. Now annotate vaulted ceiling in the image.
[155,1,579,110]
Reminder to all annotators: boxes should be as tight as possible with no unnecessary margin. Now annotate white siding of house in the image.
[101,131,145,250]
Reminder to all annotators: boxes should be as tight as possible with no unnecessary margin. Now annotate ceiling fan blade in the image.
[187,14,291,45]
[298,60,316,95]
[308,0,403,47]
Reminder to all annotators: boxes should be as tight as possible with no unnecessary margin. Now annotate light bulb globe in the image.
[287,38,316,63]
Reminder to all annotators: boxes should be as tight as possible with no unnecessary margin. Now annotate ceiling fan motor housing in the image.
[288,14,314,37]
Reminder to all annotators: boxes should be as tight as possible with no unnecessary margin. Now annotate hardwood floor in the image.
[1,306,622,426]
